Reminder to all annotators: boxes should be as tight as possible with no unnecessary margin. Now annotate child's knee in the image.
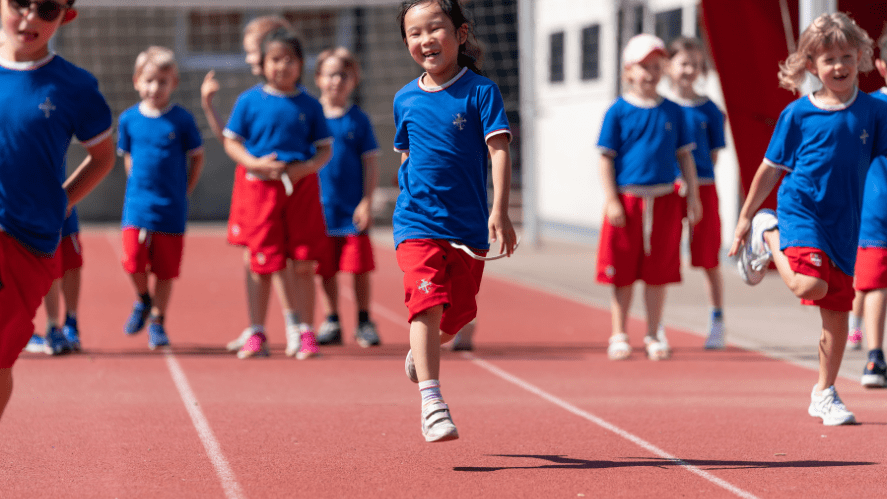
[789,275,828,301]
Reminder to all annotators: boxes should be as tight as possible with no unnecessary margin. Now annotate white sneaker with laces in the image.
[227,327,256,352]
[808,385,856,426]
[285,325,302,357]
[737,209,778,285]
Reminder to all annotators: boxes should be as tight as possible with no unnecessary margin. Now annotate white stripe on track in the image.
[164,350,246,499]
[466,353,760,499]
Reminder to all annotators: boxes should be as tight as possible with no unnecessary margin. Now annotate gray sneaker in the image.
[704,318,725,350]
[737,209,778,285]
[405,349,418,383]
[316,319,342,345]
[808,385,856,426]
[421,401,459,442]
[355,320,380,347]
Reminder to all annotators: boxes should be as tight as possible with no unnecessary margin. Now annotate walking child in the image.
[730,13,887,425]
[666,37,728,349]
[222,28,332,359]
[395,0,516,442]
[313,47,382,348]
[596,33,702,362]
[118,46,204,349]
[0,0,115,418]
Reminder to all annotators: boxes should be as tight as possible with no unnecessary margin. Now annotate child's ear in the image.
[876,58,887,78]
[61,9,78,25]
[456,23,468,45]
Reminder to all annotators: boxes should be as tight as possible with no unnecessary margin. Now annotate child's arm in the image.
[122,152,133,176]
[223,137,287,178]
[201,71,225,143]
[285,143,333,183]
[727,161,783,257]
[599,153,625,227]
[187,150,205,195]
[676,149,702,225]
[487,134,516,256]
[353,153,380,232]
[63,135,116,209]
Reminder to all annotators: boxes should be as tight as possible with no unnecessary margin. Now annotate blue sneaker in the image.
[63,315,81,351]
[861,350,886,388]
[24,334,46,354]
[148,321,170,350]
[124,302,150,335]
[44,326,72,356]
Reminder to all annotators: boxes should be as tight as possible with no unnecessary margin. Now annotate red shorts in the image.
[596,191,683,286]
[0,232,55,368]
[227,166,326,274]
[315,233,375,279]
[396,239,485,335]
[684,183,721,269]
[854,246,887,291]
[121,228,184,280]
[50,233,84,279]
[785,247,854,311]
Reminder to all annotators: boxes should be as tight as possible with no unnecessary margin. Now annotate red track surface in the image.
[1,229,884,498]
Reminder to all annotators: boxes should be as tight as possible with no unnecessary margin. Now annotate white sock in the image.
[419,379,443,409]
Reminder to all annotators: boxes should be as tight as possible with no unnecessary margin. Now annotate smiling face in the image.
[0,0,74,62]
[262,40,302,92]
[402,1,467,87]
[315,56,356,108]
[668,48,704,97]
[624,52,665,99]
[134,62,178,111]
[807,44,861,102]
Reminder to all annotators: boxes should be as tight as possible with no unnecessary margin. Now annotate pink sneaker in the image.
[848,328,863,350]
[237,331,269,359]
[296,330,319,360]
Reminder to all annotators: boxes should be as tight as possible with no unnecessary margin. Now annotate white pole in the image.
[798,0,836,94]
[519,0,539,246]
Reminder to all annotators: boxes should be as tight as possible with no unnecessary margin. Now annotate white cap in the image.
[622,34,667,68]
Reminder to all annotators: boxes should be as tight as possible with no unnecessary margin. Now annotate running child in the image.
[118,46,204,350]
[596,33,702,362]
[730,12,887,425]
[666,37,728,349]
[26,210,85,355]
[395,0,517,442]
[222,28,332,359]
[313,47,382,348]
[201,16,317,356]
[0,0,115,418]
[848,27,887,388]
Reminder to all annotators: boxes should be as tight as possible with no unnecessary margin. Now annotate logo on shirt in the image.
[417,279,433,294]
[809,253,822,268]
[861,129,869,144]
[168,132,176,141]
[452,113,467,131]
[39,97,56,118]
[299,113,306,123]
[664,122,673,131]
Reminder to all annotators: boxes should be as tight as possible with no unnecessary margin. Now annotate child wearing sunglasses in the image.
[0,0,115,418]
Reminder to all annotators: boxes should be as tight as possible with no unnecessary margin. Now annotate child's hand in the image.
[252,152,287,179]
[727,216,752,257]
[489,209,516,257]
[352,199,372,232]
[686,194,702,226]
[605,199,626,227]
[201,71,219,103]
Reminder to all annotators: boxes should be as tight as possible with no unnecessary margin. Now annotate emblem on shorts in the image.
[810,254,822,267]
[452,113,467,131]
[231,225,241,236]
[605,265,615,278]
[417,279,432,294]
[256,252,267,265]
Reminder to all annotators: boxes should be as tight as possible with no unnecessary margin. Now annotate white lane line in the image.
[165,350,246,499]
[466,353,760,499]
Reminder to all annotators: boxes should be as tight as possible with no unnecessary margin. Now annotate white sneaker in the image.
[421,401,459,442]
[227,327,256,352]
[704,318,725,350]
[808,385,856,426]
[737,209,778,285]
[285,325,301,357]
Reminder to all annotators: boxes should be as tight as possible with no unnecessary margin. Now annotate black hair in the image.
[259,27,305,84]
[397,0,483,74]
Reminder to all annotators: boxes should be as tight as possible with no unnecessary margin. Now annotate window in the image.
[655,8,682,45]
[581,25,600,80]
[550,31,565,83]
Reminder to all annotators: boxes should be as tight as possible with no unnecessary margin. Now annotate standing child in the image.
[395,0,516,442]
[730,13,887,425]
[118,46,204,349]
[222,28,332,359]
[313,47,382,348]
[596,33,702,362]
[0,0,115,418]
[666,37,728,349]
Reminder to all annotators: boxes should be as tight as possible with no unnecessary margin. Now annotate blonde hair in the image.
[243,15,292,43]
[315,47,361,86]
[134,46,177,79]
[778,12,874,92]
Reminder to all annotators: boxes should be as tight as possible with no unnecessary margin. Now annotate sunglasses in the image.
[9,0,70,23]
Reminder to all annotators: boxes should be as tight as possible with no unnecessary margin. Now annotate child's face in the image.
[134,63,178,111]
[402,1,467,84]
[668,49,704,92]
[243,33,262,76]
[262,41,302,92]
[315,56,356,106]
[625,53,664,97]
[807,44,861,98]
[1,0,75,62]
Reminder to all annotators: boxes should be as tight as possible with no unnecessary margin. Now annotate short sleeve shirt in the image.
[859,88,887,249]
[673,97,726,181]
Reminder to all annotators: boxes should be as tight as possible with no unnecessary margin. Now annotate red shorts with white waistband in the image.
[49,233,84,279]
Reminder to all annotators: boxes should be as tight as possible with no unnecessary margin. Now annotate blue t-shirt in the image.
[392,68,511,250]
[318,105,379,236]
[224,84,332,165]
[0,54,112,255]
[765,89,887,275]
[117,103,203,234]
[673,97,725,181]
[597,95,695,188]
[62,208,79,237]
[859,88,887,249]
